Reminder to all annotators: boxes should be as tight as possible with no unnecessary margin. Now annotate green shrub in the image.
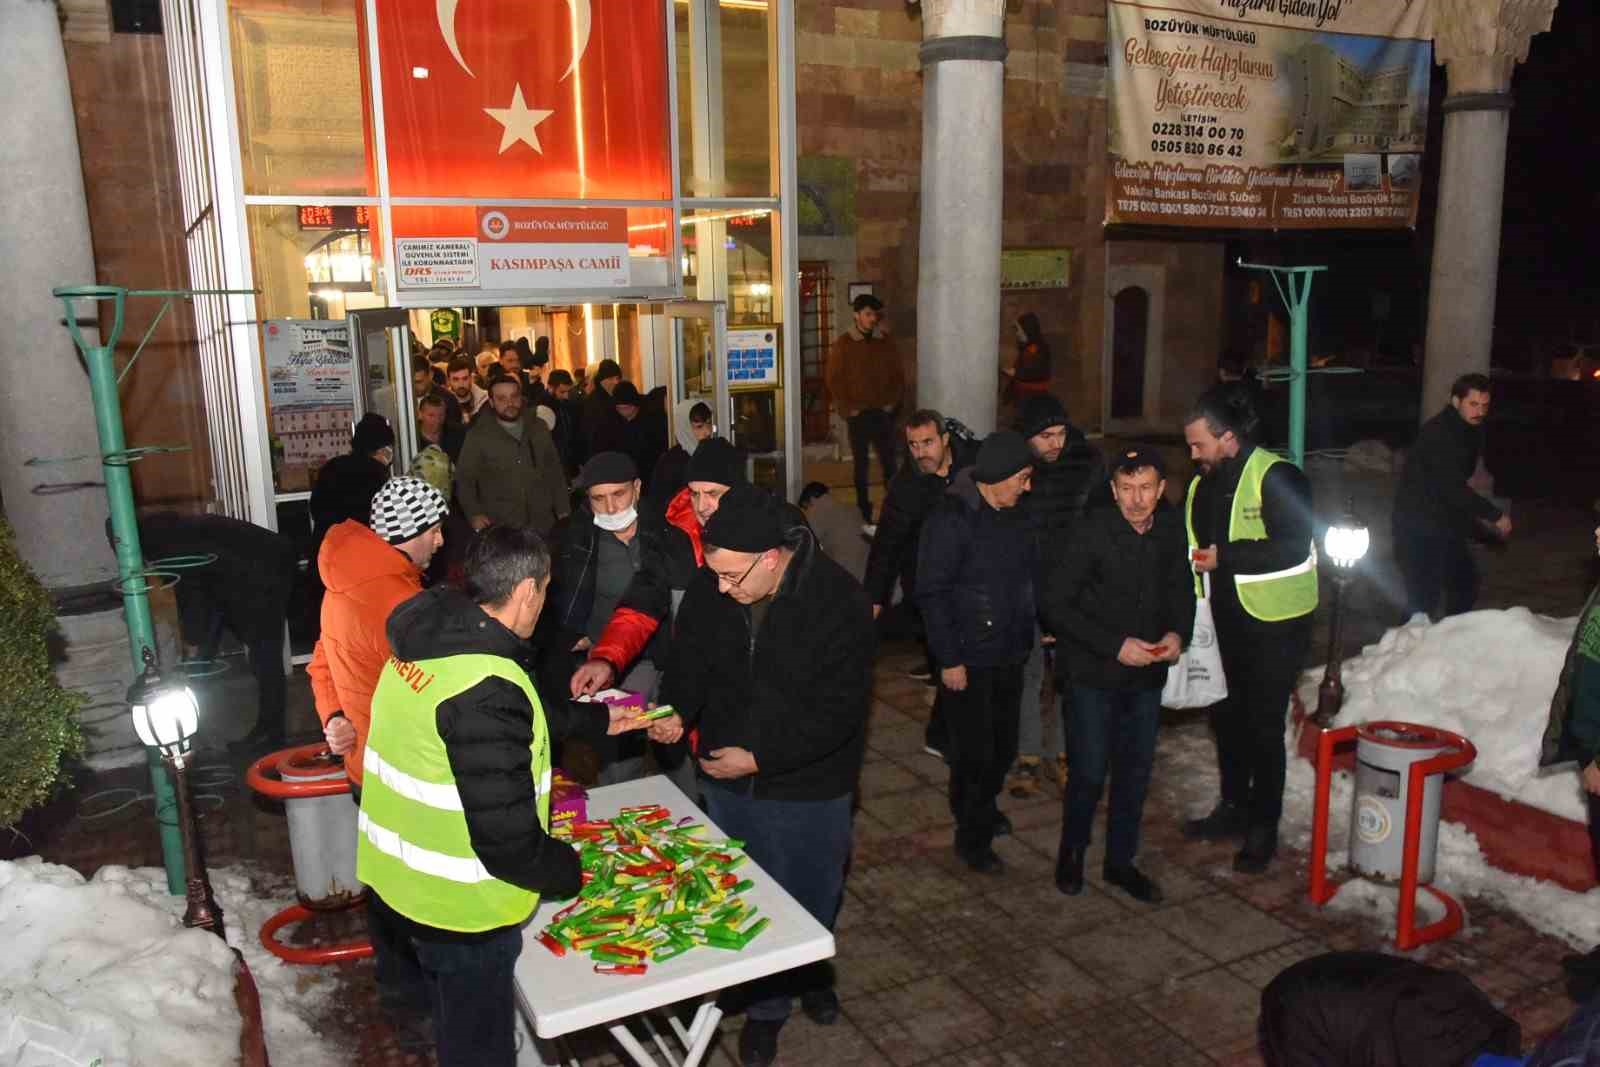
[0,516,83,828]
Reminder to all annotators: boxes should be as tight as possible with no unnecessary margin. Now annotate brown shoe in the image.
[1008,756,1041,798]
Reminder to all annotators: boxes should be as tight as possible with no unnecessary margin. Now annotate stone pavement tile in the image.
[859,758,927,800]
[867,716,934,760]
[1057,915,1215,996]
[843,975,1003,1066]
[893,694,934,724]
[873,697,916,723]
[988,878,1133,940]
[1503,981,1583,1051]
[1224,938,1332,990]
[1072,1003,1213,1066]
[852,860,971,916]
[1147,893,1303,964]
[833,924,932,1001]
[1132,967,1262,1061]
[893,751,952,787]
[862,787,957,835]
[952,946,1112,1027]
[759,1011,891,1065]
[887,901,1036,974]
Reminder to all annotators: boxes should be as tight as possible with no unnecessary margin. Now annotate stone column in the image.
[1421,0,1557,416]
[0,0,114,590]
[915,0,1006,433]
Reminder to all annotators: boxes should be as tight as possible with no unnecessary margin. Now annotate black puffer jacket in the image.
[1392,404,1502,540]
[1041,504,1195,691]
[385,585,610,904]
[916,470,1037,670]
[862,435,978,605]
[1016,426,1108,566]
[662,520,875,801]
[136,512,297,645]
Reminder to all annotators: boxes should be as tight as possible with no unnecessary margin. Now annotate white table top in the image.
[513,775,836,1039]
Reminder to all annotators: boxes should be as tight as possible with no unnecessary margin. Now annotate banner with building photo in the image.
[1105,0,1433,229]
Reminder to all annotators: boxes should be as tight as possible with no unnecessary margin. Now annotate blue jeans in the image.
[369,892,523,1067]
[702,783,853,1023]
[1062,686,1162,868]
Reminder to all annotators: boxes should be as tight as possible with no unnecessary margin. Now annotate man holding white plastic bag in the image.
[1042,447,1193,900]
[1180,384,1318,874]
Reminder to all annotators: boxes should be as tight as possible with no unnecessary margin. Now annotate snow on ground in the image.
[1296,608,1585,822]
[0,858,343,1067]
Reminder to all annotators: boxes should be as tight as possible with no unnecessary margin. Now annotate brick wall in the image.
[797,0,1120,428]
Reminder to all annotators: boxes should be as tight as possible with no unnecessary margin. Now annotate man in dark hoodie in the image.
[650,485,874,1067]
[917,431,1037,875]
[1392,373,1511,621]
[357,525,648,1067]
[1011,393,1107,797]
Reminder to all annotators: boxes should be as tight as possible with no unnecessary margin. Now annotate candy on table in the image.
[539,803,766,975]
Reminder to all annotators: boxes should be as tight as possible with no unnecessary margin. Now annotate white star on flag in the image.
[484,84,554,155]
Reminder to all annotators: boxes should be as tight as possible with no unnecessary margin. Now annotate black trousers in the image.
[847,408,898,523]
[941,663,1023,856]
[1394,528,1478,622]
[1208,616,1311,832]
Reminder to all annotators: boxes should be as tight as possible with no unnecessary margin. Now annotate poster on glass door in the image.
[726,327,779,388]
[263,319,355,486]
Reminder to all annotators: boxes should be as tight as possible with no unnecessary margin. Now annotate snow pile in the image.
[0,859,343,1067]
[1297,608,1584,822]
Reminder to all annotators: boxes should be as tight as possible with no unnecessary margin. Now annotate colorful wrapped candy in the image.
[537,804,765,976]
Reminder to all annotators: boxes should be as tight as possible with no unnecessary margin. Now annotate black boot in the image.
[1233,826,1278,874]
[1182,800,1247,841]
[1103,864,1164,903]
[1055,847,1084,895]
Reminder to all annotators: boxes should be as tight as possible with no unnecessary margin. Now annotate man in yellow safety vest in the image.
[1179,384,1318,873]
[357,525,647,1066]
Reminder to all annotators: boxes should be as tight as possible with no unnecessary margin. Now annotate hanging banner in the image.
[1105,0,1433,230]
[369,0,672,205]
[395,207,629,292]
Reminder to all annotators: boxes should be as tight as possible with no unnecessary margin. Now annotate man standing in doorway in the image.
[917,432,1036,874]
[445,353,489,424]
[825,294,905,525]
[650,485,874,1067]
[863,410,978,758]
[1180,384,1317,873]
[456,373,570,536]
[1392,372,1511,621]
[1044,448,1192,901]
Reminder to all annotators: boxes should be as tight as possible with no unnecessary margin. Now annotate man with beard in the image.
[445,353,489,423]
[455,373,569,535]
[1180,384,1317,874]
[1392,373,1511,621]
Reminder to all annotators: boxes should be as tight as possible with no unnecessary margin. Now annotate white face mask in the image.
[593,505,638,533]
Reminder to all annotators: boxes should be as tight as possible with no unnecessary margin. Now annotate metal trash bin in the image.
[275,748,360,907]
[1350,722,1454,884]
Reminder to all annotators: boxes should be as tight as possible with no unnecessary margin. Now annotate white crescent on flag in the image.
[435,0,592,81]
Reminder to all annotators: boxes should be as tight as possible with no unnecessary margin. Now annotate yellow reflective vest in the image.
[356,652,551,933]
[1185,447,1318,623]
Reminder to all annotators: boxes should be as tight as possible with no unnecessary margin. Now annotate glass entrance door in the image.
[665,301,730,445]
[346,307,415,473]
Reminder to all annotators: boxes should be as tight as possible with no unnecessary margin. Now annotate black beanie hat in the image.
[351,412,394,455]
[580,450,638,489]
[1017,393,1068,439]
[612,381,644,407]
[703,484,785,553]
[595,358,623,383]
[684,437,747,488]
[975,431,1034,485]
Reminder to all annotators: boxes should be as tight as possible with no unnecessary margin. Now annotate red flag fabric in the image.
[371,0,672,207]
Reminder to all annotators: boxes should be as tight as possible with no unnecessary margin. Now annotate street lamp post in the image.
[128,648,224,938]
[1315,501,1371,727]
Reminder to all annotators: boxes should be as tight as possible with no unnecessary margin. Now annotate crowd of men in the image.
[255,311,1562,1067]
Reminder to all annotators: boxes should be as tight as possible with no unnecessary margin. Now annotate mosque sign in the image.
[1104,0,1433,230]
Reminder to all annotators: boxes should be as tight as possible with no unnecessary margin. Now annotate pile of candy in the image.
[539,803,768,976]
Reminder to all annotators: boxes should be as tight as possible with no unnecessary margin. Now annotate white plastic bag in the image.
[1162,571,1228,709]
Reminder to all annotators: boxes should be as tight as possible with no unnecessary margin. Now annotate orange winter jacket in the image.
[306,520,423,785]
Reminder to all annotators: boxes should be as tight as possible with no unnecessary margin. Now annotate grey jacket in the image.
[455,411,570,532]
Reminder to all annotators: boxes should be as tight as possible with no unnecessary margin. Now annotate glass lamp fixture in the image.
[1314,501,1368,726]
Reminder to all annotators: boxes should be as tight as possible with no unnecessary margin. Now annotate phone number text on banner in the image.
[1105,0,1433,230]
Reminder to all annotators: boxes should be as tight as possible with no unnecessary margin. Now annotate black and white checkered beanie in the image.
[369,477,448,545]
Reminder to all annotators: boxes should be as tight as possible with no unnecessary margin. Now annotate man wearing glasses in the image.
[648,485,875,1067]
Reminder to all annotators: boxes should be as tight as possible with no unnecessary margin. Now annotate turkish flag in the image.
[369,0,672,209]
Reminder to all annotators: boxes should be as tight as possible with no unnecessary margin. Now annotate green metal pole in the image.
[1287,273,1310,469]
[53,284,186,895]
